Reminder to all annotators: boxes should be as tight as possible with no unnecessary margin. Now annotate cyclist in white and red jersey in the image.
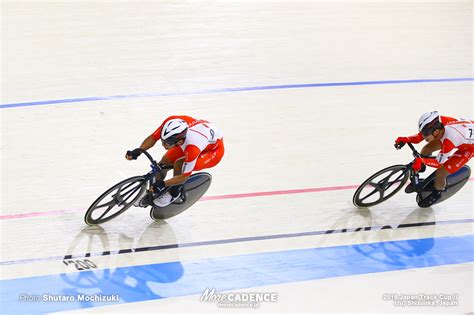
[395,111,474,205]
[126,115,224,207]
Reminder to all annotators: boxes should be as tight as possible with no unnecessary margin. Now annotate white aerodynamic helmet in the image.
[418,111,442,137]
[161,119,188,145]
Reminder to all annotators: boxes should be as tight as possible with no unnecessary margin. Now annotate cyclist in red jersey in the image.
[395,111,474,206]
[126,115,224,207]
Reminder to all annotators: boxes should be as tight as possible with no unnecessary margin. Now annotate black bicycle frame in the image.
[136,148,171,186]
[136,148,186,201]
[376,143,434,196]
[403,143,436,192]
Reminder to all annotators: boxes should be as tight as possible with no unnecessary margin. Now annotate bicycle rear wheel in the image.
[84,176,147,225]
[150,172,212,220]
[416,165,471,207]
[353,165,410,208]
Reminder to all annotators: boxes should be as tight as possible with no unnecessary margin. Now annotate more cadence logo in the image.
[200,288,278,309]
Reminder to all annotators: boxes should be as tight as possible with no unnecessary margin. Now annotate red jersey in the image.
[152,115,224,176]
[408,116,474,170]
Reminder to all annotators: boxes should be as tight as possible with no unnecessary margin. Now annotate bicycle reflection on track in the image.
[60,221,184,307]
[316,206,437,267]
[349,208,436,267]
[58,206,441,307]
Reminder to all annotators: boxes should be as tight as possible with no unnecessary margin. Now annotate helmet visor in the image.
[420,120,441,137]
[162,132,186,146]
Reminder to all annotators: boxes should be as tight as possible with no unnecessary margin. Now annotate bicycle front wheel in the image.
[353,165,409,208]
[84,176,147,225]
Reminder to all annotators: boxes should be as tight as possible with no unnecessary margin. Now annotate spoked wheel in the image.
[353,165,410,208]
[84,176,147,225]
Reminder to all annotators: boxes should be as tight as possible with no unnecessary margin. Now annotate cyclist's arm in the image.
[420,139,456,169]
[139,135,158,150]
[126,135,157,160]
[163,145,199,186]
[406,133,424,144]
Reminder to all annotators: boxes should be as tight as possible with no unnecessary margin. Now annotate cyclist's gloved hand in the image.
[126,148,142,160]
[394,137,409,149]
[412,157,424,172]
[152,181,166,193]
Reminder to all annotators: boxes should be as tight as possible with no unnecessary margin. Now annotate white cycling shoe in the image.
[153,191,181,207]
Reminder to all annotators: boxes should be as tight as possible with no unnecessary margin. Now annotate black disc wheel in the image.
[150,173,212,220]
[353,165,410,208]
[84,176,147,225]
[416,165,471,208]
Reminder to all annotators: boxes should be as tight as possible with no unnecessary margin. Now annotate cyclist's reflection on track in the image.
[61,221,183,306]
[316,206,436,266]
[59,205,439,307]
[352,208,436,266]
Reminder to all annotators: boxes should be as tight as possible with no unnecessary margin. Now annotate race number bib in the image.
[467,126,474,141]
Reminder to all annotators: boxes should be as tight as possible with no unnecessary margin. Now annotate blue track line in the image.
[1,217,473,267]
[1,77,473,109]
[1,234,473,314]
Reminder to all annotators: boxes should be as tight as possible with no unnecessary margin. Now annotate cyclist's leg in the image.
[158,147,185,181]
[156,140,224,205]
[433,150,473,199]
[407,141,441,193]
[168,157,185,197]
[418,165,449,207]
[173,157,185,176]
[418,149,472,207]
[151,149,186,206]
[441,149,472,181]
[407,140,443,193]
[434,166,450,190]
[193,139,225,172]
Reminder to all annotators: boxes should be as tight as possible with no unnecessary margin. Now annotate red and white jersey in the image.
[151,115,223,175]
[406,115,474,165]
[437,118,474,163]
[179,121,223,174]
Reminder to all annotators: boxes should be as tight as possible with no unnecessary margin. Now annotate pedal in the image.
[406,179,426,194]
[405,183,416,194]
